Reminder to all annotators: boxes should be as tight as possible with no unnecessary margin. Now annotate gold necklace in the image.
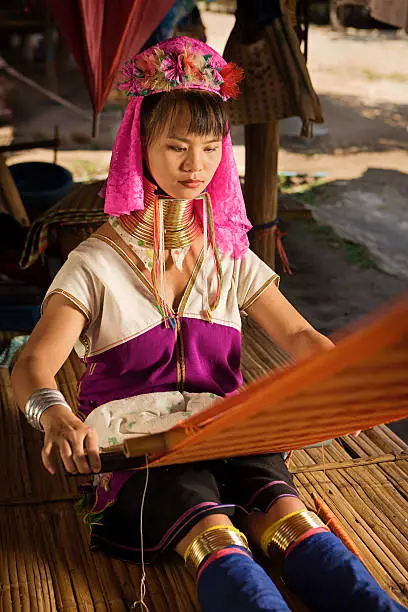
[119,178,202,249]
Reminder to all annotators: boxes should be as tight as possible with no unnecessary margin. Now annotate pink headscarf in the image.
[102,37,251,258]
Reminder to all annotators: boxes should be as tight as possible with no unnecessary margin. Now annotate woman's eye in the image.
[205,148,217,153]
[169,146,186,152]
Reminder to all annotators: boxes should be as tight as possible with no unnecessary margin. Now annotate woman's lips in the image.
[178,180,203,189]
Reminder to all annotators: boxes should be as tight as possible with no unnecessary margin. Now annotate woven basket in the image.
[224,16,323,128]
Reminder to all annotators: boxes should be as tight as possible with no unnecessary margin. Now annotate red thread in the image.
[321,441,327,501]
[314,495,362,560]
[275,229,292,275]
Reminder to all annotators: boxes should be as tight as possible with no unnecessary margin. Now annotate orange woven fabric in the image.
[120,297,408,467]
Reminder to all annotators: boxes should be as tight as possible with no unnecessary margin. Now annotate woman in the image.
[12,38,404,612]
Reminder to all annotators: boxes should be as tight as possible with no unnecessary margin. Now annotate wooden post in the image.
[243,121,279,268]
[92,112,101,139]
[54,125,59,164]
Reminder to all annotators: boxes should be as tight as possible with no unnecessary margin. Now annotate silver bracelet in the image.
[24,388,72,432]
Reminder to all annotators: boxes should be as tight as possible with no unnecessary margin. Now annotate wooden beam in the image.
[291,452,408,474]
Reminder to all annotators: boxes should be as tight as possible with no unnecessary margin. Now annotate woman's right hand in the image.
[40,404,101,475]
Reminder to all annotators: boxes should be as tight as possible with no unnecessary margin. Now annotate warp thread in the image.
[130,455,150,611]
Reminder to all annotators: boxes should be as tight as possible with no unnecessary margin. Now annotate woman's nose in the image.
[182,150,202,173]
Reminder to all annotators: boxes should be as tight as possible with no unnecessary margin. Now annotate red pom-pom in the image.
[220,62,244,99]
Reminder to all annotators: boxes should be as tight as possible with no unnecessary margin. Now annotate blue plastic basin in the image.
[9,161,73,212]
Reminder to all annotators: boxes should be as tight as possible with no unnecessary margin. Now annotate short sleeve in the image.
[41,249,100,325]
[235,249,280,313]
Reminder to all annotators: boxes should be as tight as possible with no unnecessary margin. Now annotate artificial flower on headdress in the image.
[119,43,243,101]
[220,62,245,100]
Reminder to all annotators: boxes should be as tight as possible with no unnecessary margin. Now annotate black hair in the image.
[140,89,229,147]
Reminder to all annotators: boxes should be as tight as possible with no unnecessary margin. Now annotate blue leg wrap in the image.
[197,547,291,612]
[284,531,407,611]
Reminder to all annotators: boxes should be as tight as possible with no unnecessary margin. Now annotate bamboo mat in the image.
[1,327,408,610]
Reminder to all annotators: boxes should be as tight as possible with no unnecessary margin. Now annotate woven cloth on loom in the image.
[20,180,107,269]
[114,297,408,466]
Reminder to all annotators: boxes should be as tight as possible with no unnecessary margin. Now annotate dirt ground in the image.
[1,11,407,433]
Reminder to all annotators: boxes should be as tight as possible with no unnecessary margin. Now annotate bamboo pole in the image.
[16,506,41,611]
[377,461,408,499]
[0,369,32,501]
[38,508,77,611]
[308,432,408,502]
[341,433,382,458]
[377,423,408,451]
[58,506,94,610]
[3,61,91,120]
[365,427,408,455]
[291,452,408,473]
[294,469,380,577]
[75,519,123,609]
[30,507,56,612]
[109,556,140,609]
[324,450,408,528]
[345,464,408,528]
[355,432,389,457]
[320,467,408,567]
[242,321,292,372]
[240,356,260,382]
[7,507,30,611]
[0,508,14,611]
[68,351,86,380]
[298,456,408,568]
[0,138,59,154]
[244,122,280,268]
[0,154,30,226]
[240,345,269,380]
[292,460,408,602]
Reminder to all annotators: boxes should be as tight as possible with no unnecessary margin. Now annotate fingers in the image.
[67,428,93,474]
[42,438,57,475]
[84,428,101,473]
[70,427,100,474]
[42,424,100,475]
[42,437,77,475]
[59,438,78,474]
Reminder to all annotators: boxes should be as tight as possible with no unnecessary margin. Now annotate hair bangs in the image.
[141,90,228,147]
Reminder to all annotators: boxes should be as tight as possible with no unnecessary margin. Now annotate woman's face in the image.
[146,105,223,200]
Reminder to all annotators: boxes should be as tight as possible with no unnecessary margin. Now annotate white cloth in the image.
[85,391,220,448]
[42,235,279,359]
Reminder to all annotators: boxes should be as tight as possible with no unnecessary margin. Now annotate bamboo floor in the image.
[1,324,407,611]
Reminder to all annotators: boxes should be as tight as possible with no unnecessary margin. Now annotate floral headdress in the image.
[103,37,251,262]
[119,43,243,100]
